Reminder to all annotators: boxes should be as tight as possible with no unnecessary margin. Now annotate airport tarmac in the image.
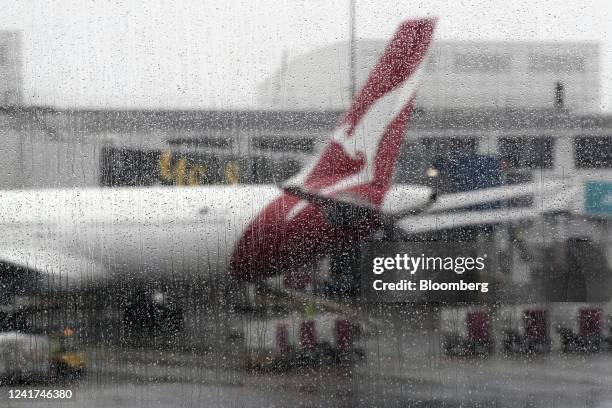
[2,327,612,408]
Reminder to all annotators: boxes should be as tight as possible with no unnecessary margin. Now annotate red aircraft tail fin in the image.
[288,18,436,207]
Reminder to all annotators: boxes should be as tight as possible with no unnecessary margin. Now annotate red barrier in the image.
[467,311,491,344]
[524,309,548,345]
[335,319,353,351]
[579,307,602,338]
[300,320,316,351]
[276,323,290,355]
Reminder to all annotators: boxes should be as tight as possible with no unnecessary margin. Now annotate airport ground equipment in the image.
[236,280,366,370]
[441,306,493,357]
[241,313,363,370]
[49,327,87,378]
[552,303,612,353]
[0,331,51,381]
[500,306,551,355]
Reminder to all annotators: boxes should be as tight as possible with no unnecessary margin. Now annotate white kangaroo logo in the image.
[285,51,427,221]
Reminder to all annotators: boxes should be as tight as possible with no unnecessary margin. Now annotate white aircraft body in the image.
[0,186,276,290]
[0,17,596,298]
[0,185,433,291]
[0,19,438,294]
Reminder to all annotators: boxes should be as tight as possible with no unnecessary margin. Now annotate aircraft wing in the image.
[426,179,572,213]
[284,178,584,236]
[0,246,109,292]
[397,181,581,234]
[283,185,436,231]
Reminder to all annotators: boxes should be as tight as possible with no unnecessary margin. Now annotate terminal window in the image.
[250,156,301,183]
[251,136,314,153]
[574,136,612,168]
[167,137,232,149]
[499,136,554,169]
[395,138,477,185]
[99,147,161,187]
[528,53,586,73]
[453,53,512,72]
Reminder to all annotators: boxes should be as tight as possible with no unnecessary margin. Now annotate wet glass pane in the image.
[0,2,611,407]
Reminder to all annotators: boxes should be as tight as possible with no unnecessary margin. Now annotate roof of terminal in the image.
[2,106,612,134]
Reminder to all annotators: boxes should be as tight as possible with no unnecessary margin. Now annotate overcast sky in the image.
[1,0,611,111]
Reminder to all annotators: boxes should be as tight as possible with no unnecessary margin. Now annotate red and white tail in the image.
[231,18,436,281]
[288,17,436,207]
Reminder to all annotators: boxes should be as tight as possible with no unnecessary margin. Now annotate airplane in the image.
[0,16,600,320]
[0,18,437,301]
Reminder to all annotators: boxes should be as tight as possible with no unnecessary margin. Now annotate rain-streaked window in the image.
[499,136,555,169]
[529,53,586,72]
[575,136,612,168]
[453,52,513,72]
[0,2,611,408]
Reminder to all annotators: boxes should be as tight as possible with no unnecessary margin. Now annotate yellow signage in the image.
[159,150,208,186]
[159,150,240,185]
[224,161,240,185]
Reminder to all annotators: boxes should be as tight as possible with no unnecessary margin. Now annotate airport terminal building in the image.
[258,41,600,113]
[0,39,609,191]
[1,106,611,191]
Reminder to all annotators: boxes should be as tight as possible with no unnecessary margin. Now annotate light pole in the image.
[349,0,356,100]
